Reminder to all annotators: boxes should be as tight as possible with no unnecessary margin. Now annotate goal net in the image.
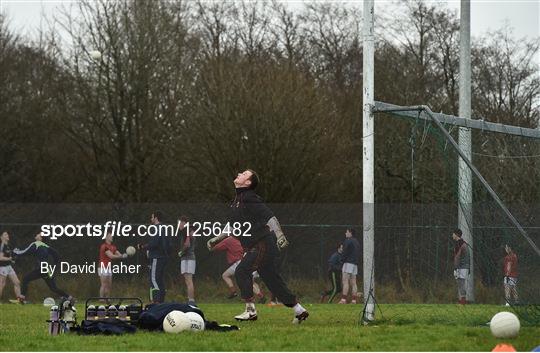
[369,102,540,326]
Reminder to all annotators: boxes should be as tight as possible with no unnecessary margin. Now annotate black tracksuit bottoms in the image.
[149,257,167,303]
[21,268,70,298]
[235,234,296,307]
[323,270,342,303]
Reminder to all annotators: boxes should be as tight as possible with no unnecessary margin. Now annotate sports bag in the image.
[75,318,137,335]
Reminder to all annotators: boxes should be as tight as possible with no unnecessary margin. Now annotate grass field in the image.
[0,303,539,351]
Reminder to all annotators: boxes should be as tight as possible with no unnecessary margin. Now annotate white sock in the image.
[246,302,256,312]
[293,303,305,315]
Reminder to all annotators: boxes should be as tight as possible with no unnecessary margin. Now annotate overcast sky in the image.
[1,0,538,40]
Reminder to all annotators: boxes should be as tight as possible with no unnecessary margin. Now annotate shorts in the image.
[342,263,358,275]
[223,260,241,277]
[181,259,196,275]
[504,276,518,287]
[454,268,469,279]
[0,265,15,277]
[98,266,112,277]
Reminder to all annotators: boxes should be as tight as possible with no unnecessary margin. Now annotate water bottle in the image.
[97,305,106,319]
[107,305,117,318]
[118,305,127,320]
[63,307,76,331]
[127,305,140,321]
[86,305,96,320]
[49,305,59,335]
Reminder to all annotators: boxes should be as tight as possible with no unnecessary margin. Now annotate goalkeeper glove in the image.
[178,250,185,258]
[267,216,289,250]
[277,235,289,249]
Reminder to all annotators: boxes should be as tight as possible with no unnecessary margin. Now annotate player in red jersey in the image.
[99,232,127,298]
[503,244,518,306]
[210,235,266,302]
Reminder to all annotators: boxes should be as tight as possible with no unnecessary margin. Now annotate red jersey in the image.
[213,236,243,264]
[99,243,117,266]
[503,253,518,277]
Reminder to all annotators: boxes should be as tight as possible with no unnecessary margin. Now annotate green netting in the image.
[371,107,540,326]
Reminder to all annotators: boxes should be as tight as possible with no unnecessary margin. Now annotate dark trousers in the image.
[323,270,342,303]
[149,258,167,303]
[21,268,69,298]
[235,235,297,307]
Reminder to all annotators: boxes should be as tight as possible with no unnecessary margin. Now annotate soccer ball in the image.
[89,50,101,60]
[43,297,55,306]
[490,311,520,338]
[184,312,205,332]
[163,311,190,333]
[126,246,136,256]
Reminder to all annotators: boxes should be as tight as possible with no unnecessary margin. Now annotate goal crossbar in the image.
[373,101,540,140]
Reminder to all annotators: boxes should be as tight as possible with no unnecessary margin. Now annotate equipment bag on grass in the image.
[74,318,137,335]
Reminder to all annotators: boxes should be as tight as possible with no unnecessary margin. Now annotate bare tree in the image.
[51,0,198,202]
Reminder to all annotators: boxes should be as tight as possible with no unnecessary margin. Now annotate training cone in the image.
[492,343,517,352]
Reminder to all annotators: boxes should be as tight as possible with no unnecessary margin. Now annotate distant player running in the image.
[0,231,22,301]
[503,244,518,306]
[209,235,266,302]
[339,229,361,304]
[98,232,128,298]
[13,231,70,303]
[207,169,308,323]
[320,243,343,303]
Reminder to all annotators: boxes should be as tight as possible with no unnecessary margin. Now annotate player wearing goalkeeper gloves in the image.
[0,231,22,301]
[207,169,308,324]
[13,231,70,303]
[98,231,127,299]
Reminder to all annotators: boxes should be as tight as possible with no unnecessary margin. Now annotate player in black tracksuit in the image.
[13,232,70,302]
[207,169,309,323]
[140,211,170,303]
[320,243,343,303]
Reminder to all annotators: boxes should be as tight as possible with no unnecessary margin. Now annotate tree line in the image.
[1,0,538,204]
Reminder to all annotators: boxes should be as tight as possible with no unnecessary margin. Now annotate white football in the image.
[490,311,520,338]
[163,310,190,333]
[184,311,205,331]
[126,246,136,256]
[89,50,101,60]
[43,297,55,306]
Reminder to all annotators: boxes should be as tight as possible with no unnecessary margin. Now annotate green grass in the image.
[0,303,539,351]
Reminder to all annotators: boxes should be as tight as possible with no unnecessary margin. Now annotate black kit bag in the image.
[74,318,137,335]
